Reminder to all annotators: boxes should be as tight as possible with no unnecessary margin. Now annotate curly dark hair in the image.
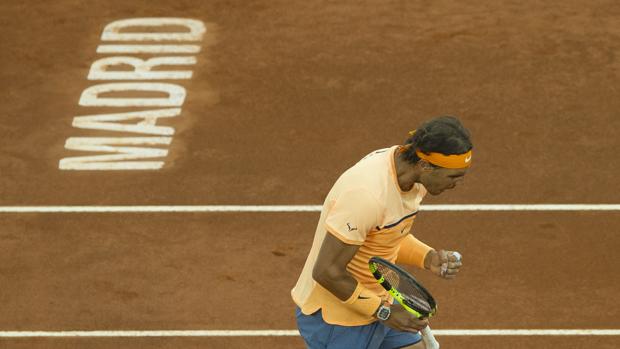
[402,116,473,164]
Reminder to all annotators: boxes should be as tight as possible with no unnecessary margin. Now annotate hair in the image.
[402,116,473,164]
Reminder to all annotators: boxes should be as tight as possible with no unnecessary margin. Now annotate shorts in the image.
[295,307,422,349]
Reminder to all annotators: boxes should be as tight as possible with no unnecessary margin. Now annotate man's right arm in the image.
[312,232,361,301]
[312,232,428,333]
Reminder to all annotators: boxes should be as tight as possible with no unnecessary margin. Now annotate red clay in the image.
[1,1,619,348]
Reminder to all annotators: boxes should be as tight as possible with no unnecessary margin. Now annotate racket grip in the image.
[421,325,440,349]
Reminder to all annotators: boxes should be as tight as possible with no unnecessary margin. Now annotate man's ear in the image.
[419,160,435,171]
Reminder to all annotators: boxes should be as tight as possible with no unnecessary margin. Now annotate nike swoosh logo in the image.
[465,155,472,163]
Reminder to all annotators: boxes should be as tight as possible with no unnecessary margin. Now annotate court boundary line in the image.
[0,329,619,337]
[1,204,620,213]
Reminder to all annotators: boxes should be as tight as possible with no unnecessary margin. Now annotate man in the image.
[291,116,472,349]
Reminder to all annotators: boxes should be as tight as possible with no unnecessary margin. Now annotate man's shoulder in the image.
[330,147,395,200]
[358,147,394,164]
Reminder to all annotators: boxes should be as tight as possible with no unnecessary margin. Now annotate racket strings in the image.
[376,263,433,314]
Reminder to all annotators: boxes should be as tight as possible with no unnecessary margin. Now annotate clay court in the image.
[1,0,619,348]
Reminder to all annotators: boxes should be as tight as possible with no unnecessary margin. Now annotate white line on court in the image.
[1,204,620,213]
[0,329,618,338]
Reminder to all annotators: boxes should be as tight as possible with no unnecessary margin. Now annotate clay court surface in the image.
[1,0,619,348]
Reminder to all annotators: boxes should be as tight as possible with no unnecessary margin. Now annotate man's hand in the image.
[425,250,462,279]
[381,303,429,333]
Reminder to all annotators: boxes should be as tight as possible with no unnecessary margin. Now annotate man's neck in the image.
[393,150,420,192]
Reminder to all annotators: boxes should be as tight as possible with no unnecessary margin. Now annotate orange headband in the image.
[407,129,472,169]
[415,150,472,169]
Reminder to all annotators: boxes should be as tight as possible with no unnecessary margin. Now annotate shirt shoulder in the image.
[334,146,396,196]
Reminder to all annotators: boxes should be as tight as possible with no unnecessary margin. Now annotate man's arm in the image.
[312,232,361,300]
[397,234,462,278]
[397,234,434,268]
[312,232,428,333]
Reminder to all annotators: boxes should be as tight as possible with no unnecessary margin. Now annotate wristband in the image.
[396,234,433,268]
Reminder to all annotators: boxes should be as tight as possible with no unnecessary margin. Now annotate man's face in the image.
[420,165,468,195]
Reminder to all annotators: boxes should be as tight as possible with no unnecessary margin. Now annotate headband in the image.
[415,150,472,169]
[407,130,472,169]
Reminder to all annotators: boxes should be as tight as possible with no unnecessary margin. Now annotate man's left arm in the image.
[396,234,463,279]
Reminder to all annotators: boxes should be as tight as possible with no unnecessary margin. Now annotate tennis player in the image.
[292,116,472,349]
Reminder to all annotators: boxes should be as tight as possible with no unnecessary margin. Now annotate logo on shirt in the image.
[347,223,358,232]
[465,154,472,163]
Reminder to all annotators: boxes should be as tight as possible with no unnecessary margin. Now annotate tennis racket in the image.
[369,256,440,349]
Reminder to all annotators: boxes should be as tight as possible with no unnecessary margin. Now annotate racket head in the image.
[369,256,437,318]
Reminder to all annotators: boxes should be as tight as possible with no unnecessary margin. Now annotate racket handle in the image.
[421,325,440,349]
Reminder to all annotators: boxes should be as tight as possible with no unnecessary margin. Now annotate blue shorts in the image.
[295,307,422,349]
